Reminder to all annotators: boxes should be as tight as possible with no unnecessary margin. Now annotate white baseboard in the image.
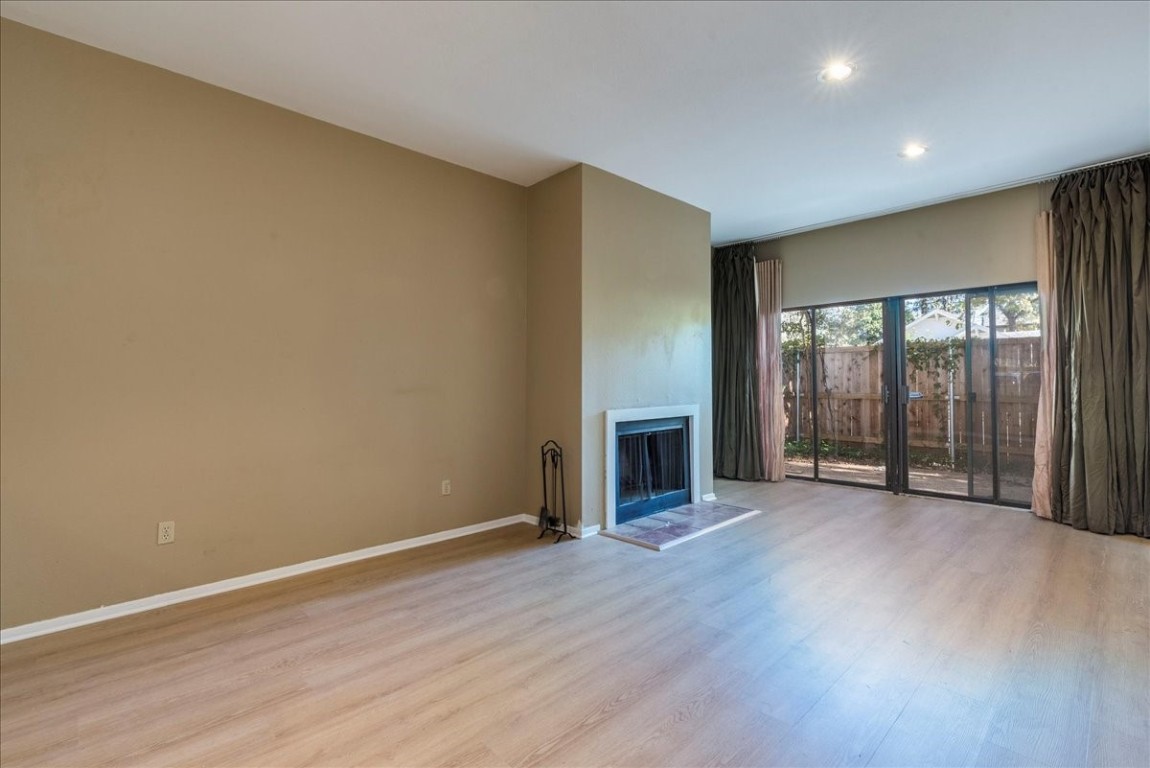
[524,511,592,539]
[702,493,718,501]
[1,513,539,646]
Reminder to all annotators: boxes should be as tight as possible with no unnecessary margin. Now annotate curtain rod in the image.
[724,151,1150,247]
[1035,151,1150,184]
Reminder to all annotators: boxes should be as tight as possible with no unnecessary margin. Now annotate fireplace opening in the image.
[615,417,691,524]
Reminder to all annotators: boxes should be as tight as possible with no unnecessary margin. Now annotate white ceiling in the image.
[2,0,1148,243]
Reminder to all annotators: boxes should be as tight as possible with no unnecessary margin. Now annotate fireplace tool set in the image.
[538,440,573,542]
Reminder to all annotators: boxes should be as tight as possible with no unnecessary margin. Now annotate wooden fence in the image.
[782,338,1040,460]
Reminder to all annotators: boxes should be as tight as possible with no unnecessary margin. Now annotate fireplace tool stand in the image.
[538,440,573,542]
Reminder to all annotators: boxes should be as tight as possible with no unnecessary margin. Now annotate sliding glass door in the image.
[900,291,994,498]
[782,283,1040,507]
[896,286,1040,504]
[782,302,887,486]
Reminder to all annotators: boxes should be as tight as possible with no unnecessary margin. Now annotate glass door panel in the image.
[903,293,971,495]
[814,302,886,485]
[781,310,815,477]
[966,294,995,498]
[993,286,1041,504]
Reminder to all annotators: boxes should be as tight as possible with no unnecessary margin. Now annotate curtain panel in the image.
[756,260,786,480]
[712,243,765,480]
[1049,158,1149,537]
[1032,212,1056,519]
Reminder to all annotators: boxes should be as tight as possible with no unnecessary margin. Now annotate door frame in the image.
[782,282,1037,509]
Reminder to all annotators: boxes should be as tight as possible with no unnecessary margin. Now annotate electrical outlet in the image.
[157,520,175,545]
[441,479,452,496]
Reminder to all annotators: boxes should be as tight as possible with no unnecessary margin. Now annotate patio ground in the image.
[785,457,1033,504]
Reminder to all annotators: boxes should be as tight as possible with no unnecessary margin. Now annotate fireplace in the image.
[604,405,702,529]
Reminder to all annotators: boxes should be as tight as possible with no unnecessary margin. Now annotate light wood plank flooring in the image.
[2,480,1148,767]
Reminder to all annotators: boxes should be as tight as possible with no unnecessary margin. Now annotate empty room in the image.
[1,1,1147,767]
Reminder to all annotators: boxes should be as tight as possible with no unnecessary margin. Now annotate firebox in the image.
[615,417,691,524]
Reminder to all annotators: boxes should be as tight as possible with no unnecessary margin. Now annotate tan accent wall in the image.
[525,166,583,526]
[758,184,1050,308]
[581,166,714,529]
[0,21,527,628]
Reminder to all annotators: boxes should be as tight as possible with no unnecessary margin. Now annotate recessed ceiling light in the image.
[899,143,928,159]
[818,62,855,82]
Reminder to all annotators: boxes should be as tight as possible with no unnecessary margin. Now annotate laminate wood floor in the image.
[2,480,1148,767]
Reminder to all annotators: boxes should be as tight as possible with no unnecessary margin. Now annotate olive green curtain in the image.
[1048,157,1149,537]
[713,242,764,480]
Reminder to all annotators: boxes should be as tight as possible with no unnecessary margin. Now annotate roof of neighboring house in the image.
[905,309,989,340]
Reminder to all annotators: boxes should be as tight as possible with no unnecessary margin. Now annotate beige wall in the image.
[758,184,1050,308]
[581,166,714,529]
[0,21,528,628]
[525,166,583,525]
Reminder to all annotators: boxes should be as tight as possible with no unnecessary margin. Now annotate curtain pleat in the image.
[1049,158,1149,537]
[712,243,765,481]
[1032,212,1056,519]
[756,260,786,481]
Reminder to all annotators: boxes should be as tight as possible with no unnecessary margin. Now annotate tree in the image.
[994,293,1039,332]
[815,303,883,346]
[906,294,965,320]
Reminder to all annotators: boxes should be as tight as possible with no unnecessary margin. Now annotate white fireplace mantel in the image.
[603,404,701,530]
